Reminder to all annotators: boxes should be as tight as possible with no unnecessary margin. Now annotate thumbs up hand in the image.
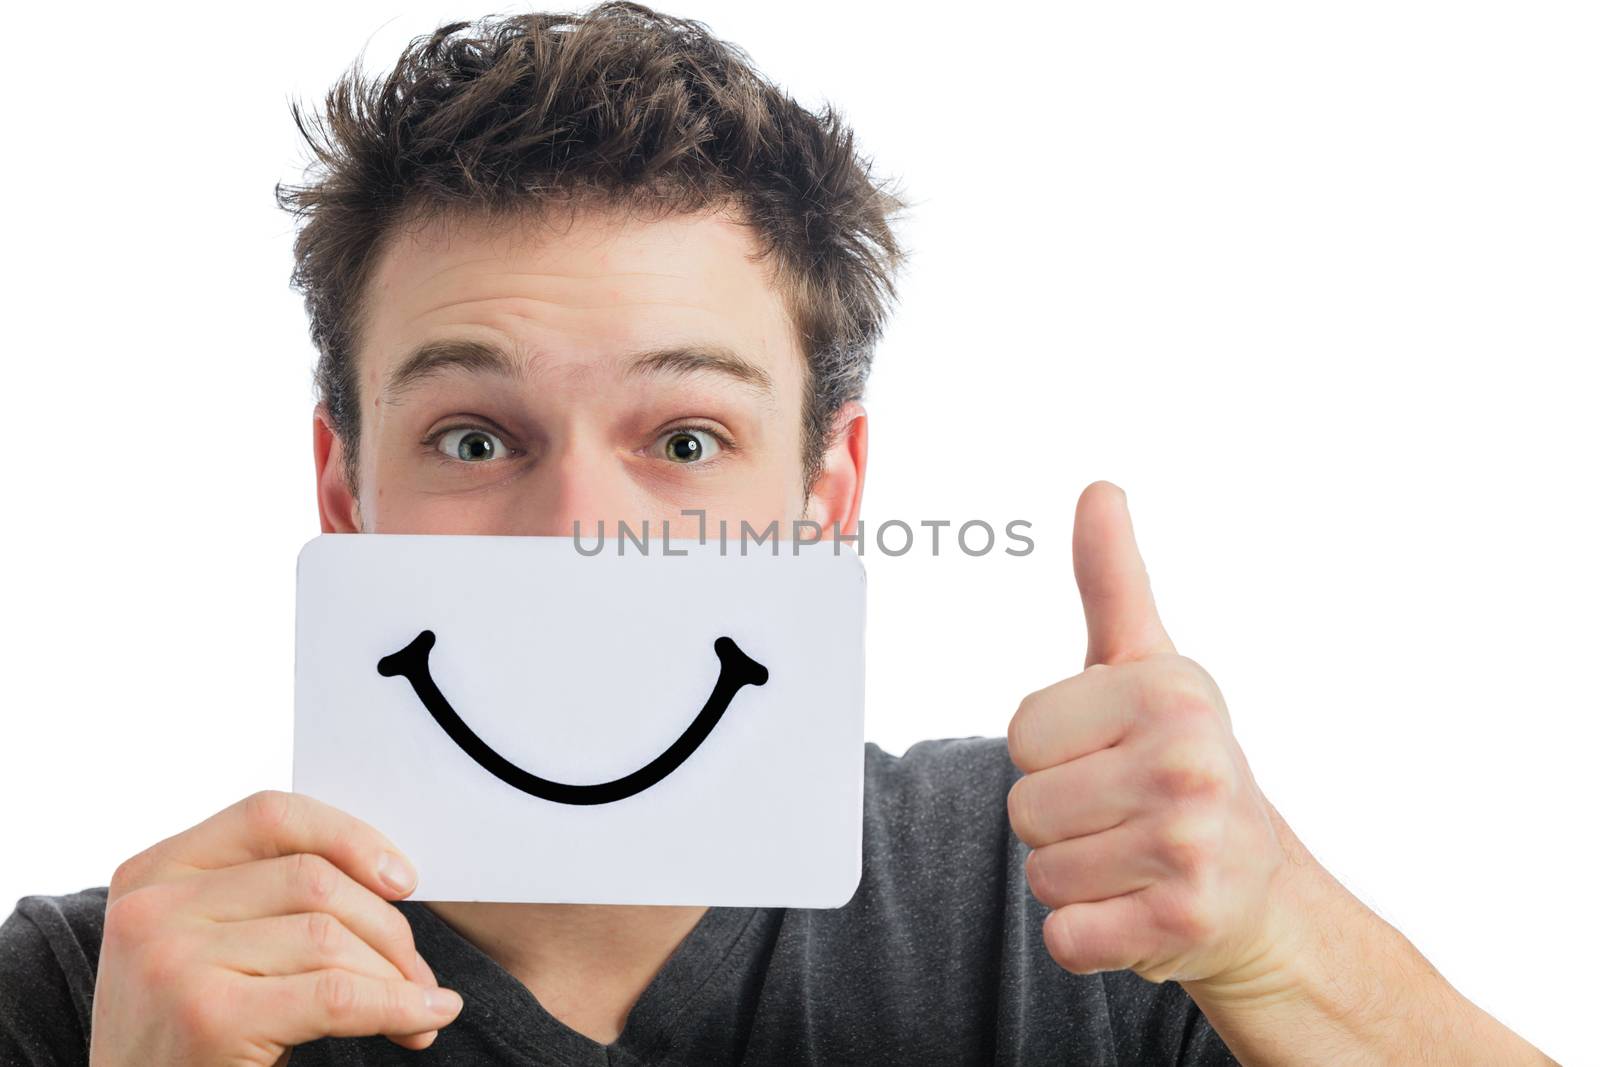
[1006,481,1292,986]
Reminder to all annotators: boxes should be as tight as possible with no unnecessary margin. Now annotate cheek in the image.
[359,444,526,536]
[363,484,526,535]
[369,480,796,537]
[639,451,804,528]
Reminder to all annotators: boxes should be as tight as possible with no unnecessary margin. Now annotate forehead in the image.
[357,203,803,392]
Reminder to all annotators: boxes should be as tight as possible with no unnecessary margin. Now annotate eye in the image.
[656,427,722,464]
[437,427,509,463]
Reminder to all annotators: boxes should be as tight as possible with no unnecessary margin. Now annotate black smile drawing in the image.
[377,630,769,805]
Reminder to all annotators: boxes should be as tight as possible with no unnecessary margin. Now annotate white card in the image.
[293,533,866,907]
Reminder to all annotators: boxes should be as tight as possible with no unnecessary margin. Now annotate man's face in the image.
[313,204,865,538]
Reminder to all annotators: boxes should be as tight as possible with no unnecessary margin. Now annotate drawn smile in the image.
[376,630,769,805]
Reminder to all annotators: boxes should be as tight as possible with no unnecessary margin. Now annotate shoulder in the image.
[857,735,1022,892]
[0,886,107,1064]
[864,733,1018,782]
[863,734,1020,817]
[2,886,109,987]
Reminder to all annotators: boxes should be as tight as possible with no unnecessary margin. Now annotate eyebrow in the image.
[381,338,775,402]
[382,338,521,401]
[625,344,774,396]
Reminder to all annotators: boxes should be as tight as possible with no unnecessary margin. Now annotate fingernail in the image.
[424,987,463,1016]
[377,851,417,895]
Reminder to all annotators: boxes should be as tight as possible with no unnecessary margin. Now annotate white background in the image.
[1,2,1594,1061]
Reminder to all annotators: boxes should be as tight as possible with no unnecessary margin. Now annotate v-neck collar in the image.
[399,899,773,1065]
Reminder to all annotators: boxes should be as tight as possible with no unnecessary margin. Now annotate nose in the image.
[511,437,637,539]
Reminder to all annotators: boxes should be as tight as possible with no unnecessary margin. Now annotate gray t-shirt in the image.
[0,736,1239,1065]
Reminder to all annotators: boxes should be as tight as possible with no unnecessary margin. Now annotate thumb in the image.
[1073,481,1176,667]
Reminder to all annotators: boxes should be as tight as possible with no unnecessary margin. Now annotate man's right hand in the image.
[89,790,463,1066]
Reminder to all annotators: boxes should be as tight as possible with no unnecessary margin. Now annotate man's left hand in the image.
[1006,480,1293,985]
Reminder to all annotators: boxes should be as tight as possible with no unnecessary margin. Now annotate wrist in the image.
[1175,809,1556,1066]
[1181,802,1357,1008]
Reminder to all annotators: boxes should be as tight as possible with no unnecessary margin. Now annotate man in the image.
[0,3,1557,1064]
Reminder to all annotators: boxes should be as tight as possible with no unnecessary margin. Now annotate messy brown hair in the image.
[275,1,912,499]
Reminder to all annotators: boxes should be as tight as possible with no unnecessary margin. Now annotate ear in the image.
[807,400,867,535]
[313,406,362,533]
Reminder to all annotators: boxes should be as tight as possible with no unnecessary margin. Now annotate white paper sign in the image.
[293,533,866,907]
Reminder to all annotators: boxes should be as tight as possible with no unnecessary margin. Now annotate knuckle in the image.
[243,789,295,838]
[315,969,361,1020]
[382,905,418,954]
[1024,849,1059,906]
[1167,902,1216,945]
[291,852,340,906]
[1173,654,1219,691]
[1007,778,1041,845]
[1148,886,1216,945]
[1148,752,1230,804]
[1164,835,1212,880]
[1042,909,1096,974]
[174,978,231,1042]
[1008,693,1042,765]
[380,979,414,1025]
[1150,684,1216,727]
[109,852,151,898]
[102,886,164,947]
[324,825,366,870]
[366,903,416,960]
[1139,663,1217,725]
[1153,817,1220,877]
[134,929,196,987]
[305,911,345,960]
